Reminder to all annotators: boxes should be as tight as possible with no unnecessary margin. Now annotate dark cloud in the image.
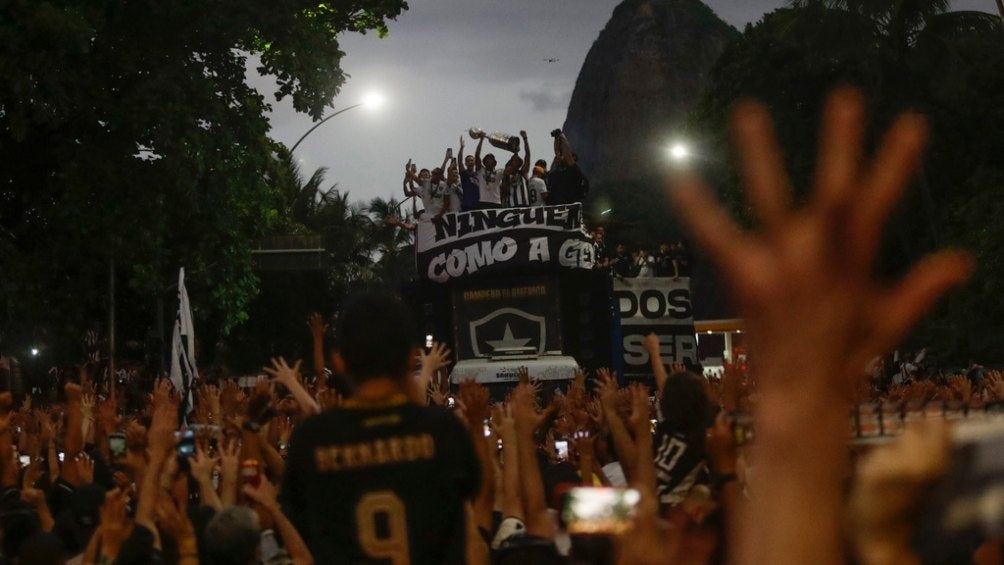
[519,85,572,112]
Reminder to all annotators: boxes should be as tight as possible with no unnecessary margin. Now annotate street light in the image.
[668,142,691,162]
[289,92,385,154]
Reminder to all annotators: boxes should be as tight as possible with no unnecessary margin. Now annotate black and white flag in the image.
[169,268,198,415]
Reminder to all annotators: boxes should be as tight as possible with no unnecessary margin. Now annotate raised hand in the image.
[81,393,96,420]
[96,395,118,431]
[947,374,972,403]
[200,384,221,423]
[189,447,218,484]
[510,383,545,434]
[642,333,661,358]
[626,383,651,438]
[668,88,973,565]
[517,366,530,385]
[427,381,448,407]
[457,380,490,428]
[317,388,342,410]
[99,489,131,558]
[669,89,972,401]
[155,493,196,543]
[984,370,1004,401]
[218,438,240,483]
[848,420,950,564]
[264,357,302,388]
[420,342,452,376]
[306,312,328,338]
[242,474,281,513]
[75,452,95,485]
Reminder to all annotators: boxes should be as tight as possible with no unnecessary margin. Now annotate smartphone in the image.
[446,396,456,409]
[562,487,640,535]
[176,429,196,458]
[18,455,30,467]
[58,452,65,463]
[728,412,755,446]
[446,148,453,160]
[241,459,261,488]
[425,334,434,349]
[915,418,1004,562]
[109,432,127,460]
[483,419,491,438]
[555,440,569,461]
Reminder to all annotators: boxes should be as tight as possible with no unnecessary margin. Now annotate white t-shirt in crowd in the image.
[414,179,446,219]
[445,182,463,213]
[526,177,548,207]
[477,168,502,205]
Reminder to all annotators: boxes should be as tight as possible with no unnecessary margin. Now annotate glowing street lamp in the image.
[668,142,691,162]
[361,91,386,110]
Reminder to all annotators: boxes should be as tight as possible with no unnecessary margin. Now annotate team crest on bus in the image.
[469,308,547,357]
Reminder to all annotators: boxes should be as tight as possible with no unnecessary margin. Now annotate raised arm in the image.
[412,342,451,404]
[245,477,314,565]
[457,136,466,167]
[668,88,972,565]
[474,135,485,170]
[510,383,554,538]
[136,395,177,549]
[596,368,637,482]
[189,446,222,511]
[403,174,415,198]
[555,132,575,167]
[307,312,328,385]
[519,130,531,179]
[265,357,319,416]
[62,381,84,484]
[643,334,669,396]
[457,381,496,533]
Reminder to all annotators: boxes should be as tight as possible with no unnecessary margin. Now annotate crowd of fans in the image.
[589,229,692,280]
[392,127,589,224]
[0,313,1000,564]
[0,89,993,565]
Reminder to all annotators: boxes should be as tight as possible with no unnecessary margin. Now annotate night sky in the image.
[258,0,996,208]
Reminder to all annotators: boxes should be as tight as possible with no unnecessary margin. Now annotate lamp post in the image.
[289,103,364,154]
[288,92,384,154]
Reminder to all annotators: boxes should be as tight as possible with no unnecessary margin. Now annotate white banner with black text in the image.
[613,277,697,374]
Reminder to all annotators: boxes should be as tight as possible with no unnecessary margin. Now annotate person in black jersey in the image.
[280,291,480,564]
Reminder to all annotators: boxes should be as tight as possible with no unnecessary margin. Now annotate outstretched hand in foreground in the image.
[668,88,972,565]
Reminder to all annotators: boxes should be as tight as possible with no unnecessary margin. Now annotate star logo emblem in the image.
[486,324,532,351]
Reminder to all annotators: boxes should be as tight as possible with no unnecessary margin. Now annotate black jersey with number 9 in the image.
[281,395,480,564]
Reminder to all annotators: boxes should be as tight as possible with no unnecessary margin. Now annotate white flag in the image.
[169,268,198,415]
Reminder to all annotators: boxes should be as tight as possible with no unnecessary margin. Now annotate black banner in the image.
[415,204,595,283]
[451,278,561,359]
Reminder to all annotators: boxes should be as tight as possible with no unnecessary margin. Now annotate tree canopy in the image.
[0,0,408,363]
[693,2,1004,362]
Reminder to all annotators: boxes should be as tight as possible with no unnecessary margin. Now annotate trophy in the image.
[468,128,521,153]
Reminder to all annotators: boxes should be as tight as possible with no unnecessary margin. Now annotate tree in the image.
[0,0,408,363]
[694,2,1004,362]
